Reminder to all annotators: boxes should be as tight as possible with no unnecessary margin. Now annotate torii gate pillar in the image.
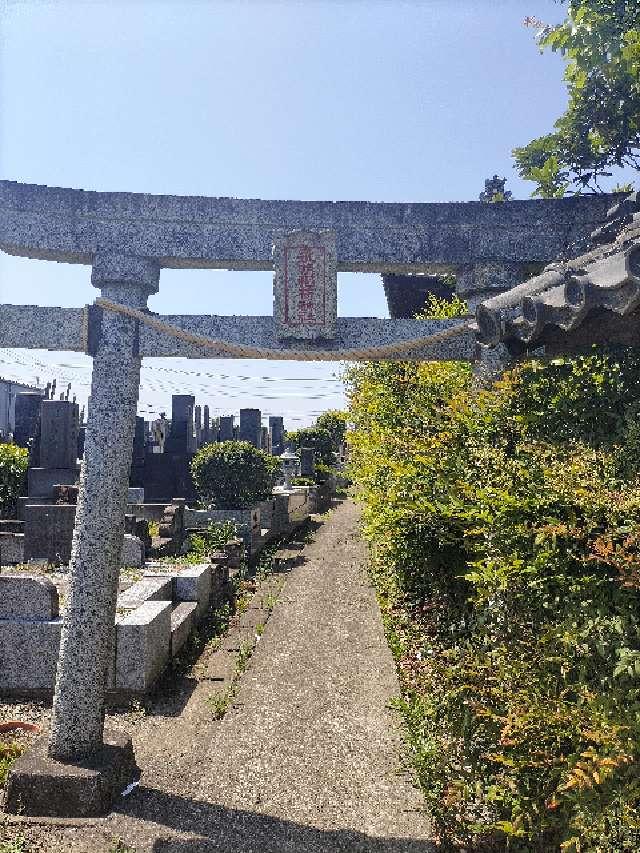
[48,253,159,760]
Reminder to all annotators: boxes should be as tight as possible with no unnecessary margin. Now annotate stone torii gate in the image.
[0,181,612,815]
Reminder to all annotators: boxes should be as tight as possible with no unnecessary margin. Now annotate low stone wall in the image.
[184,507,261,552]
[0,559,230,699]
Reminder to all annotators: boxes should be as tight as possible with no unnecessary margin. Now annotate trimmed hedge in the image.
[191,440,280,509]
[346,347,640,851]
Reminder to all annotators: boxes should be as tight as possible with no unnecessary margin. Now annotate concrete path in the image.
[152,499,434,851]
[5,501,434,852]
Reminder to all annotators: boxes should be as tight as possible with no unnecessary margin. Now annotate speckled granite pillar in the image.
[48,253,159,760]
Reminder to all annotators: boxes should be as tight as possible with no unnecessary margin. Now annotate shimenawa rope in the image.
[93,297,472,361]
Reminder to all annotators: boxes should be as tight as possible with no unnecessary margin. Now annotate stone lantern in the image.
[280,448,300,490]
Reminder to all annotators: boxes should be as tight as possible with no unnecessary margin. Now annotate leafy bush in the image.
[313,462,335,484]
[346,347,640,851]
[191,441,279,509]
[0,443,28,518]
[315,410,348,450]
[291,476,314,487]
[189,520,237,556]
[285,425,334,465]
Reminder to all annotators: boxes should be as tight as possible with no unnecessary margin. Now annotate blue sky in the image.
[0,0,590,426]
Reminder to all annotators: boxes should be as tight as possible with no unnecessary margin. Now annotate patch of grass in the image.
[206,685,236,721]
[255,622,265,637]
[0,742,24,789]
[235,641,254,675]
[206,639,258,722]
[0,832,29,853]
[109,839,137,853]
[119,566,143,585]
[263,589,280,613]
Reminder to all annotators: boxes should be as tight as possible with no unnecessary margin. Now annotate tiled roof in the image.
[477,192,640,349]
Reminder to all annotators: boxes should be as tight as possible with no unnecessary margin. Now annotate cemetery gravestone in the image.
[14,392,43,459]
[39,399,79,469]
[219,415,234,442]
[300,447,315,478]
[165,394,196,455]
[239,408,262,448]
[269,415,285,455]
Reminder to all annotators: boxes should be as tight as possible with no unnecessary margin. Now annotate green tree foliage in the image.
[514,1,640,196]
[190,440,280,509]
[285,425,335,465]
[314,409,348,450]
[0,444,28,518]
[346,348,640,849]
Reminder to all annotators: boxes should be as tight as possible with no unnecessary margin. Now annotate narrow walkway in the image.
[13,501,434,852]
[156,499,434,851]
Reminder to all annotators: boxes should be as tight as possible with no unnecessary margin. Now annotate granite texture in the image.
[48,252,159,759]
[137,314,477,361]
[174,563,212,621]
[0,305,479,361]
[0,304,85,350]
[3,727,138,817]
[0,531,24,564]
[0,575,59,620]
[115,600,172,694]
[0,180,613,270]
[170,600,198,656]
[23,503,77,563]
[273,229,337,340]
[116,575,174,611]
[0,618,62,692]
[120,533,145,568]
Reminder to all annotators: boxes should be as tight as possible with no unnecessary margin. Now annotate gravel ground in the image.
[1,501,435,852]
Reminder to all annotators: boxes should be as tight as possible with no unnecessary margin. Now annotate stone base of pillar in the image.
[3,728,138,817]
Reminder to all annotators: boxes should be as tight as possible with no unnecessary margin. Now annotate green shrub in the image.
[313,462,335,484]
[191,441,279,509]
[315,410,348,450]
[285,426,334,465]
[0,443,28,518]
[291,476,314,487]
[189,520,237,556]
[346,347,640,851]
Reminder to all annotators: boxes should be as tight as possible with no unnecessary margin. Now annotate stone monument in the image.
[273,230,337,341]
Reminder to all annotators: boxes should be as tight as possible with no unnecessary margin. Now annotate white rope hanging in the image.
[93,298,472,362]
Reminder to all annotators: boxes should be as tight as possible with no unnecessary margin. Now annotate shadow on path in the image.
[117,785,435,852]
